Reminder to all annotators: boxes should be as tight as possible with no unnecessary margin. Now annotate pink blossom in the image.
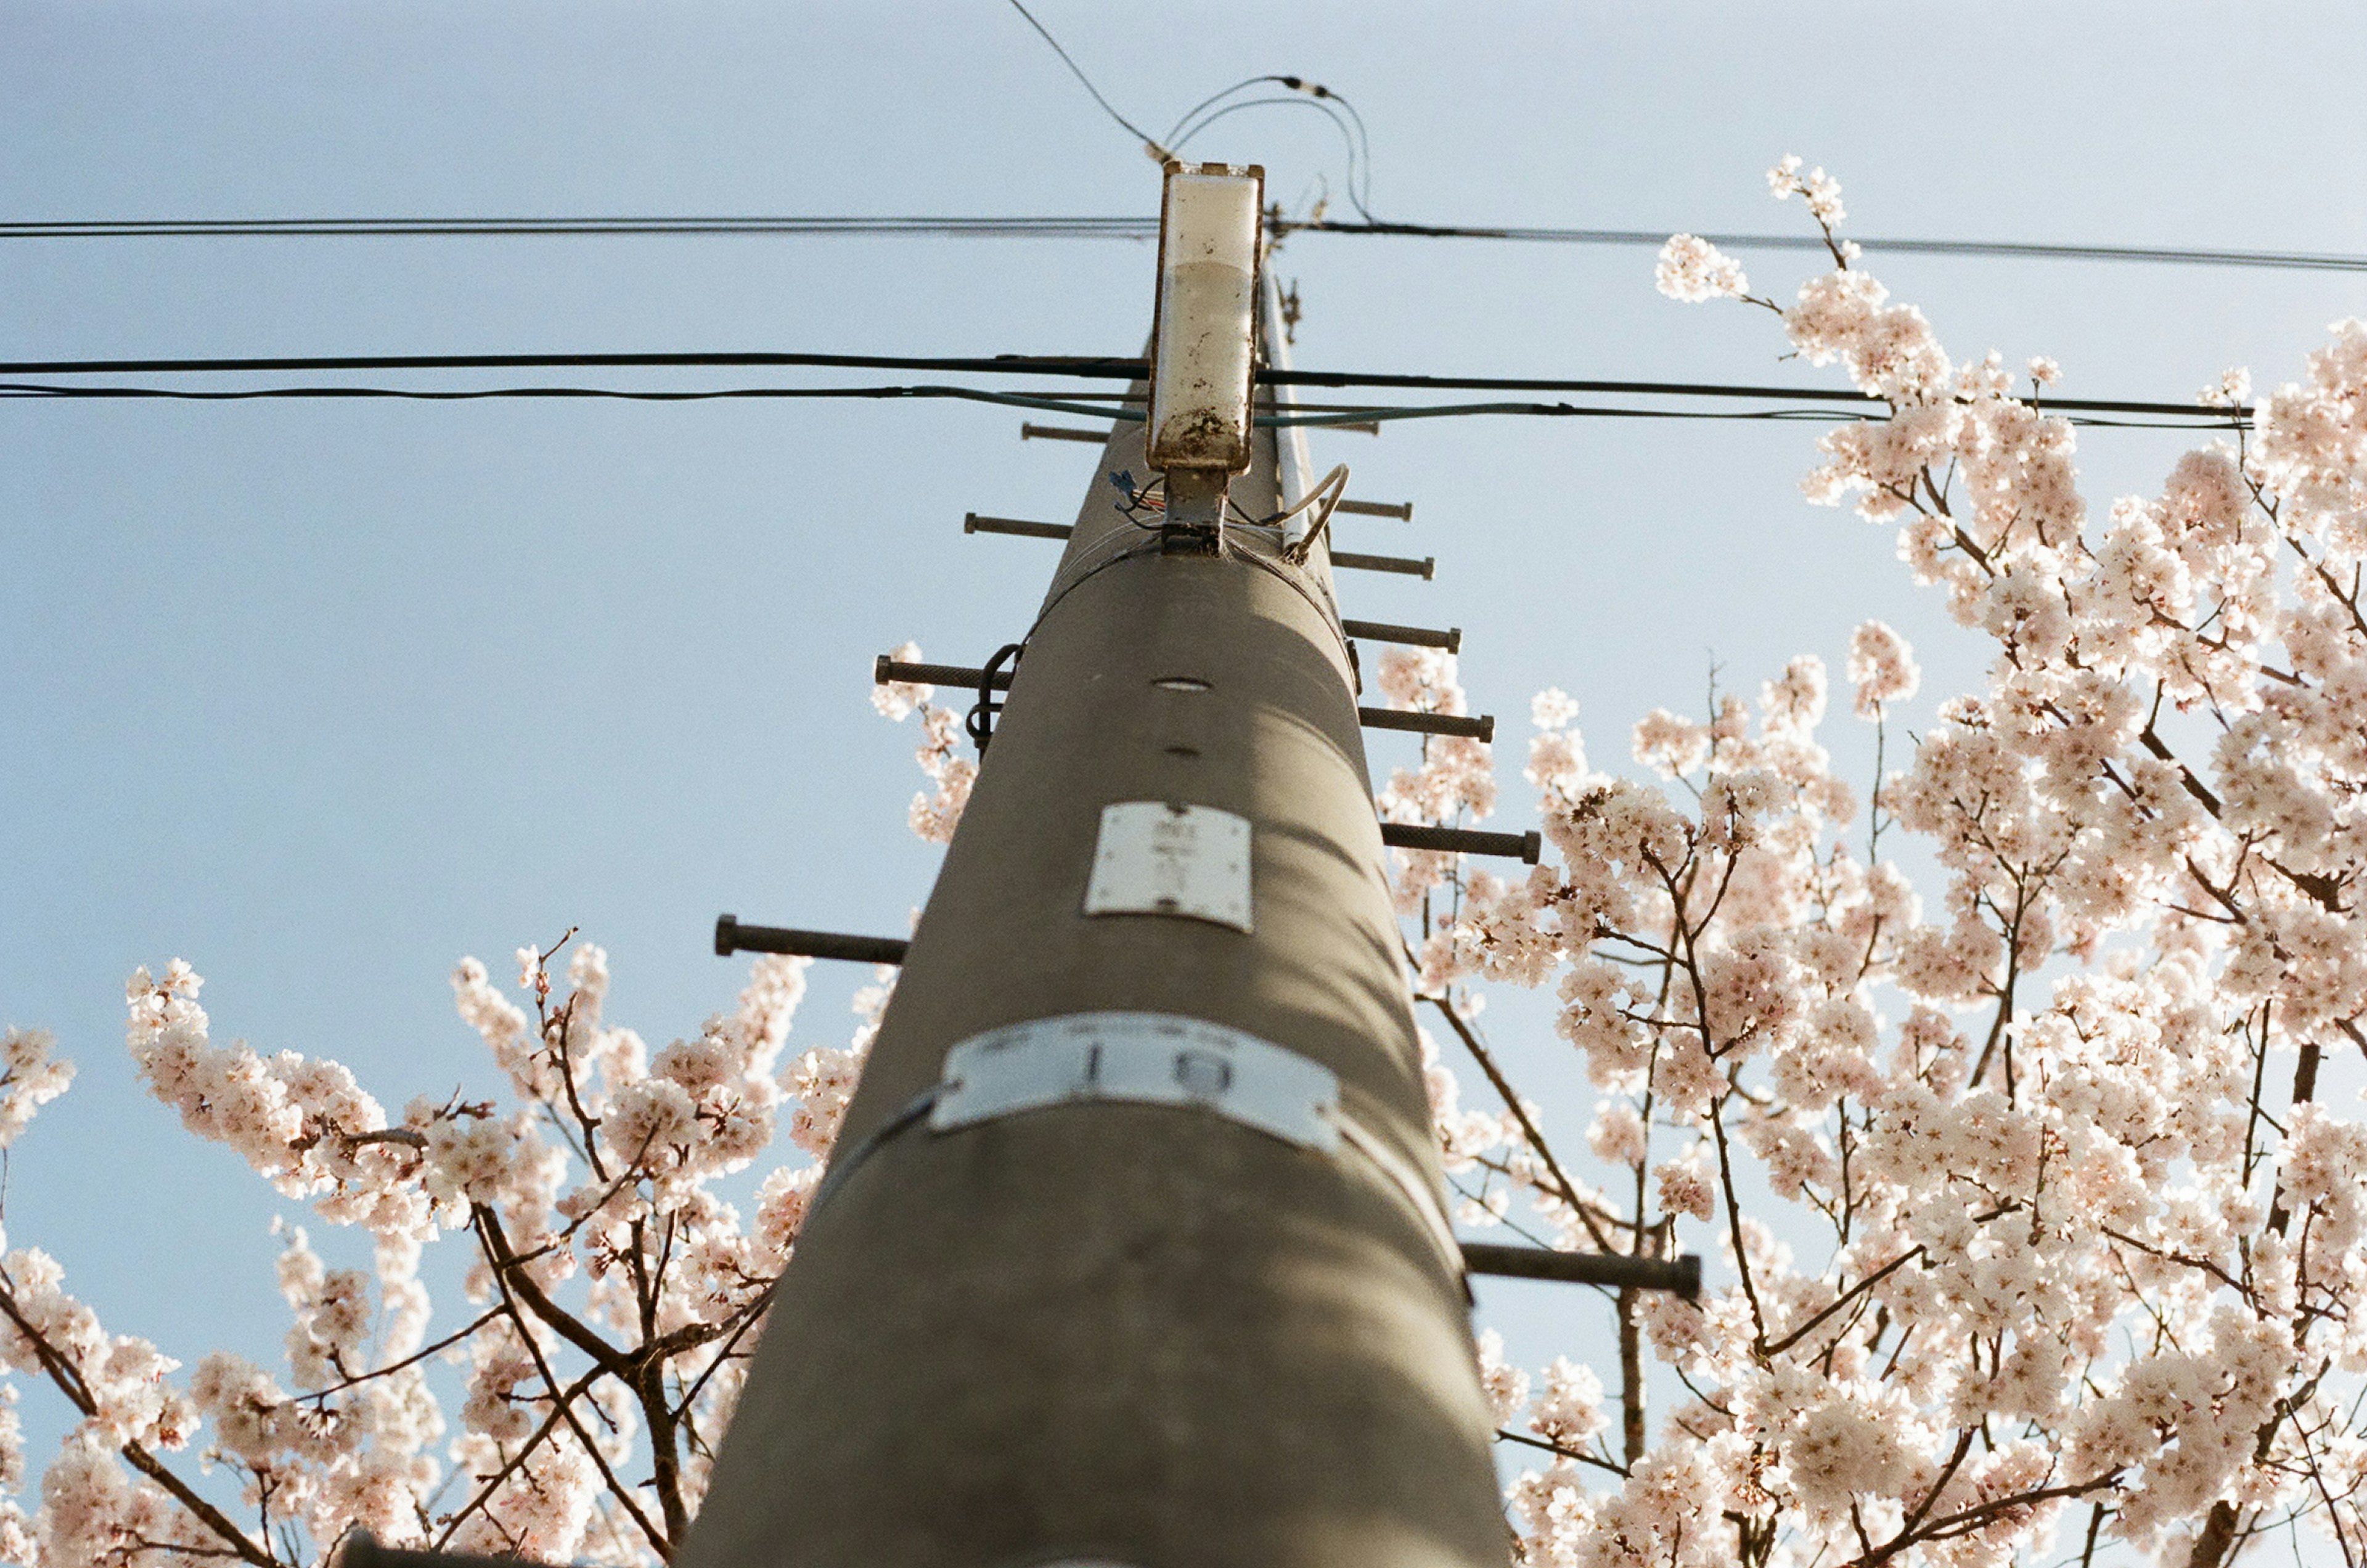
[1654,234,1750,303]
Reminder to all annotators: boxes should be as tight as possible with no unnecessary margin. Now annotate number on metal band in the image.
[928,1011,1338,1151]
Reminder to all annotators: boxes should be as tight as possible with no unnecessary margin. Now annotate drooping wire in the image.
[1173,99,1355,184]
[1004,0,1172,161]
[1274,76,1375,218]
[1309,80,1376,217]
[1160,76,1296,153]
[1165,75,1375,219]
[1276,464,1352,563]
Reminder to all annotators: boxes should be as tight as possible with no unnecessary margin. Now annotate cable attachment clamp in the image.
[964,642,1025,754]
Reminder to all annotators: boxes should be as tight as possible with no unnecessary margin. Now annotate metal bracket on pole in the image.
[1359,708,1494,743]
[716,914,909,965]
[1331,499,1413,521]
[963,642,1025,753]
[877,655,1015,691]
[1331,549,1435,579]
[965,512,1073,541]
[1461,1243,1701,1300]
[880,665,1492,744]
[963,520,1442,588]
[1158,468,1230,557]
[1021,422,1112,444]
[1380,823,1541,864]
[1341,619,1461,653]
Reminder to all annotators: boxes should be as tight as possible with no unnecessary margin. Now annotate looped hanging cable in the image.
[965,642,1026,754]
[1163,74,1376,221]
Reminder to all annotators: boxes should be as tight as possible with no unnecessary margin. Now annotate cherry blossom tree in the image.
[5,155,2367,1567]
[0,941,886,1566]
[1421,159,2367,1568]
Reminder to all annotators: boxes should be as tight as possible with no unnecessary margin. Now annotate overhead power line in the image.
[0,350,1146,377]
[0,381,1145,417]
[0,383,2241,433]
[4,214,2363,274]
[1291,221,2367,274]
[0,351,2252,420]
[1003,0,1171,161]
[0,216,1156,239]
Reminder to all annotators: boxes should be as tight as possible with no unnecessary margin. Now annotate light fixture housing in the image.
[1145,161,1264,475]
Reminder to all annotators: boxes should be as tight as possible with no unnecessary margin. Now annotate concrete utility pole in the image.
[679,164,1509,1568]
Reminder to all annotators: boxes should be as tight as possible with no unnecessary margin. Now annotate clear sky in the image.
[5,0,2366,1505]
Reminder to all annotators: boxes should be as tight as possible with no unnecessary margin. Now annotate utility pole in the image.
[679,163,1510,1568]
[347,161,1691,1568]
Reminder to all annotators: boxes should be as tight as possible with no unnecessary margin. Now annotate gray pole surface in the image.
[676,285,1506,1568]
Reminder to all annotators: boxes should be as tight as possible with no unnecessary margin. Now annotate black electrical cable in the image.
[1004,0,1170,159]
[1309,83,1376,216]
[1166,75,1375,220]
[6,214,2362,275]
[0,216,1158,239]
[1269,369,2246,421]
[1161,77,1294,154]
[1282,219,2367,275]
[0,351,2254,420]
[0,380,1150,419]
[1171,98,1363,203]
[0,382,2245,431]
[1174,97,1335,154]
[0,350,1148,378]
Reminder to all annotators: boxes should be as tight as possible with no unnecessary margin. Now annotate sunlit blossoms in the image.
[1845,619,1919,717]
[0,937,860,1566]
[872,640,976,844]
[1654,235,1750,304]
[1421,157,2367,1568]
[1768,153,1846,227]
[0,1027,74,1149]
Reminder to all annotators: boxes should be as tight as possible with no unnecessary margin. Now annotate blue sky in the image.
[5,0,2366,1500]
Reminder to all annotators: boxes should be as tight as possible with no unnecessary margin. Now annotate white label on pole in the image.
[930,1011,1339,1152]
[1082,801,1253,932]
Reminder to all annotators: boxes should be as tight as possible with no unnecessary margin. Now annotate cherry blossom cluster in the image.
[1405,157,2367,1568]
[0,934,872,1566]
[871,640,976,844]
[1654,235,1751,305]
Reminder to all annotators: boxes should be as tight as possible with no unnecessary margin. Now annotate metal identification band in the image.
[804,1013,1461,1280]
[923,1011,1463,1275]
[931,1011,1337,1151]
